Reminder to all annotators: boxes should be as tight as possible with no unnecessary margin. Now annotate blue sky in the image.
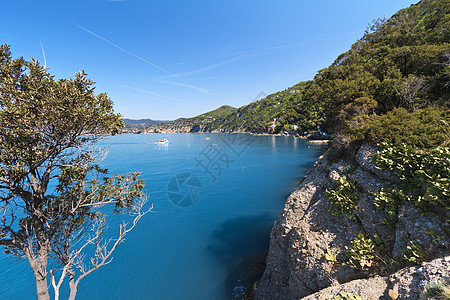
[3,0,418,120]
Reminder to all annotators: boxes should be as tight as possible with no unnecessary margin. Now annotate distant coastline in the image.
[119,127,332,141]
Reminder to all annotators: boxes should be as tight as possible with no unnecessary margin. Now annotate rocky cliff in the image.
[254,144,449,299]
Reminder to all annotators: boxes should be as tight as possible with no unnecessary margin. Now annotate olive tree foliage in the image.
[0,44,151,300]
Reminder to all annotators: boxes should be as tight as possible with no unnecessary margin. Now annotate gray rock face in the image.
[254,145,449,299]
[302,256,450,300]
[355,144,397,183]
[393,202,449,260]
[388,256,450,299]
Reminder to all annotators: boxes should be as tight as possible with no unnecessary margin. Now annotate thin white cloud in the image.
[224,50,250,57]
[225,30,363,59]
[316,30,362,42]
[40,41,47,69]
[161,55,246,78]
[172,63,222,78]
[75,24,180,80]
[198,76,225,80]
[166,61,188,67]
[159,81,213,95]
[160,55,246,79]
[112,83,182,103]
[265,43,299,50]
[268,31,363,50]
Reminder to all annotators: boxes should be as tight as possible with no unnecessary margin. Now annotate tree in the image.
[340,97,378,131]
[0,44,150,299]
[395,74,429,111]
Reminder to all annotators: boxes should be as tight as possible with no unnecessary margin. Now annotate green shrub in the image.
[426,281,450,300]
[325,176,359,216]
[402,241,425,265]
[424,229,442,242]
[375,144,450,211]
[325,248,338,266]
[373,188,405,227]
[327,293,363,300]
[425,281,445,299]
[350,107,449,149]
[344,164,357,173]
[345,233,378,270]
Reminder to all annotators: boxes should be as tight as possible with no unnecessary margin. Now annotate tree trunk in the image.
[33,269,50,300]
[54,288,59,300]
[28,207,50,300]
[68,271,78,300]
[68,286,78,300]
[26,234,50,300]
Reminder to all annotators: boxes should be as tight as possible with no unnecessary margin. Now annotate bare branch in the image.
[75,197,151,286]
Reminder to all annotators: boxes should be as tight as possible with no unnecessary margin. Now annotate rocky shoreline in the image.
[253,144,449,299]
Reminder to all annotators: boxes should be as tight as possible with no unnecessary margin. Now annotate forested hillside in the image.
[303,0,449,133]
[218,81,312,132]
[168,0,448,134]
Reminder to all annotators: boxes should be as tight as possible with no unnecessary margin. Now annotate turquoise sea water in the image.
[0,133,327,300]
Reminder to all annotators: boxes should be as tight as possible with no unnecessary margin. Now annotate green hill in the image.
[217,81,312,133]
[153,105,237,131]
[200,105,237,119]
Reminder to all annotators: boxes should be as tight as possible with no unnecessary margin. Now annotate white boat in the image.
[156,139,169,144]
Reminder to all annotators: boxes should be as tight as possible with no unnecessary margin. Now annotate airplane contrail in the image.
[76,24,215,96]
[75,24,180,80]
[112,82,187,103]
[40,41,47,69]
[159,80,213,95]
[159,55,245,79]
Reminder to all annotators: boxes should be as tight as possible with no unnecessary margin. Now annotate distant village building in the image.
[268,118,279,133]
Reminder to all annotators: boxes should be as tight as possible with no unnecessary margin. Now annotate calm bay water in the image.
[0,133,327,299]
